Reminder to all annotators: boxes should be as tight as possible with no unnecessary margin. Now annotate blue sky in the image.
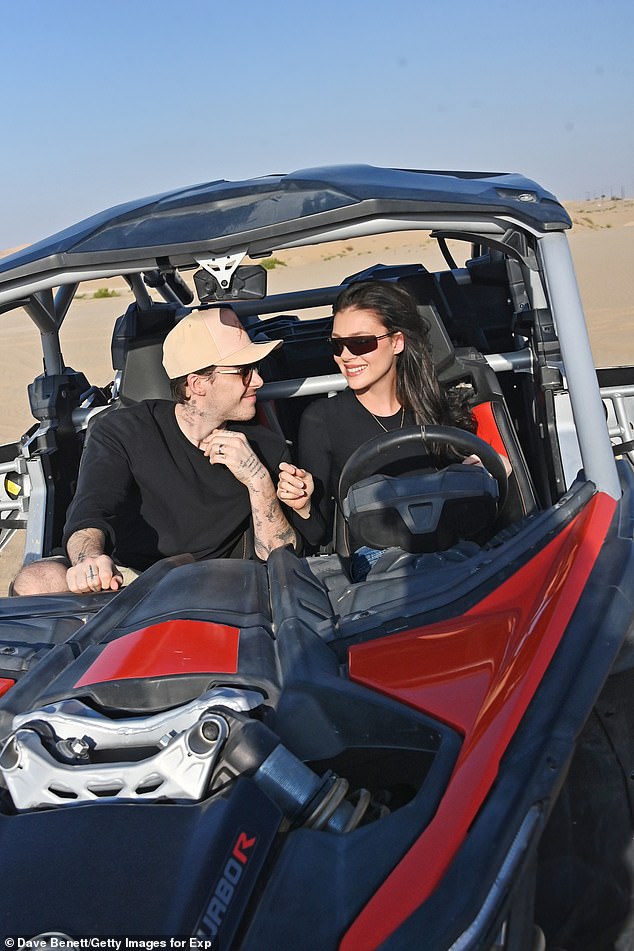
[2,0,632,249]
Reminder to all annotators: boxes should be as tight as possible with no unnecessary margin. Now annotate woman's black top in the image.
[295,389,415,550]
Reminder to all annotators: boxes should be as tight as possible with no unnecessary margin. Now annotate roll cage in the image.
[0,165,631,565]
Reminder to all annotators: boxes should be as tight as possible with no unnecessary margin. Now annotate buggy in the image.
[0,165,633,949]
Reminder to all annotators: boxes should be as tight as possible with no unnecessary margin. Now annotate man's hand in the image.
[66,528,123,593]
[277,461,314,518]
[67,554,123,594]
[200,429,266,488]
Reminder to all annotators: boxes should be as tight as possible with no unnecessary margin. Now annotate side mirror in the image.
[193,265,267,303]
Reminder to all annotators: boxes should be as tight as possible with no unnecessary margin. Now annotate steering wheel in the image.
[338,425,508,509]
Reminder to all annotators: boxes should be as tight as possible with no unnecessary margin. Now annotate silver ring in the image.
[217,444,224,455]
[88,567,95,579]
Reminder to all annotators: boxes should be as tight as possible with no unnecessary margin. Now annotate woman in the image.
[278,281,478,571]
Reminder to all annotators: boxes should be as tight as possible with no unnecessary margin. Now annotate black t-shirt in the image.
[295,389,416,549]
[63,400,291,570]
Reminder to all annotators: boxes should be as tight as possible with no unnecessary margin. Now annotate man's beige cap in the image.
[162,307,282,379]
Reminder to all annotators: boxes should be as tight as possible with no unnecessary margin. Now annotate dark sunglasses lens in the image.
[241,365,260,384]
[330,336,378,356]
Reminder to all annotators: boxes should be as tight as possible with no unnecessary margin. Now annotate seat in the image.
[111,301,186,404]
[394,271,538,527]
[78,301,187,455]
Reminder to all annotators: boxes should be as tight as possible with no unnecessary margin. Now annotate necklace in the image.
[368,406,405,433]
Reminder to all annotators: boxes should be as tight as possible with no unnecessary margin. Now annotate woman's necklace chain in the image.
[368,406,405,433]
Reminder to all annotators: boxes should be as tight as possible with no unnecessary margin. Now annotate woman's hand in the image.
[462,452,512,476]
[277,462,314,518]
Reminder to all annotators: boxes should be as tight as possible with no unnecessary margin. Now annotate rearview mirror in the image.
[193,265,267,303]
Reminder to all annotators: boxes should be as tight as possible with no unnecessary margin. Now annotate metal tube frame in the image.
[538,233,620,500]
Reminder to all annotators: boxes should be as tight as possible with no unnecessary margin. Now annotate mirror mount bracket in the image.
[196,251,247,292]
[193,251,267,303]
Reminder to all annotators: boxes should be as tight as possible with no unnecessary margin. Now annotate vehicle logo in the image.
[196,831,257,938]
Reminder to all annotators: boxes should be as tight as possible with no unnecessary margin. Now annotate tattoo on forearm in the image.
[68,529,106,566]
[238,454,263,482]
[275,526,297,547]
[253,528,296,559]
[251,489,297,559]
[76,536,96,562]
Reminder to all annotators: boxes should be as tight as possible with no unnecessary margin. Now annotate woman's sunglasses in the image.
[215,365,260,386]
[329,331,395,357]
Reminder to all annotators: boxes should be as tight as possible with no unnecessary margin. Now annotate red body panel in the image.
[473,401,509,460]
[343,492,616,949]
[0,678,14,698]
[73,619,240,688]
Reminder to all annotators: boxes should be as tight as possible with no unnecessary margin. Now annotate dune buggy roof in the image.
[0,165,570,307]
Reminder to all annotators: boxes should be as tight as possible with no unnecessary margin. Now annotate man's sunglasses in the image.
[215,365,260,386]
[329,331,395,357]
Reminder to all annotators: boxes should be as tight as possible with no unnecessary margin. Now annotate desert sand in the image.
[1,198,632,589]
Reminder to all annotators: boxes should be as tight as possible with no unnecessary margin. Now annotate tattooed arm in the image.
[200,429,297,560]
[243,459,298,560]
[66,528,124,593]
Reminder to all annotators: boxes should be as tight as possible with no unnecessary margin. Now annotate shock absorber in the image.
[219,713,376,833]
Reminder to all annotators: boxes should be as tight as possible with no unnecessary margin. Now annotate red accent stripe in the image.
[0,678,15,698]
[343,492,615,948]
[74,620,240,688]
[473,401,509,459]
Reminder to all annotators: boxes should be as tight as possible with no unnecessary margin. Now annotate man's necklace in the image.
[368,406,405,433]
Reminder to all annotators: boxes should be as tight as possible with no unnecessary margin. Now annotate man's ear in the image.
[187,372,210,397]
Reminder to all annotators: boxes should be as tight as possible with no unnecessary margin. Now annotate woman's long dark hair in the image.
[333,281,476,441]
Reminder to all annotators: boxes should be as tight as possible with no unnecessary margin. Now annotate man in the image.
[12,307,297,595]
